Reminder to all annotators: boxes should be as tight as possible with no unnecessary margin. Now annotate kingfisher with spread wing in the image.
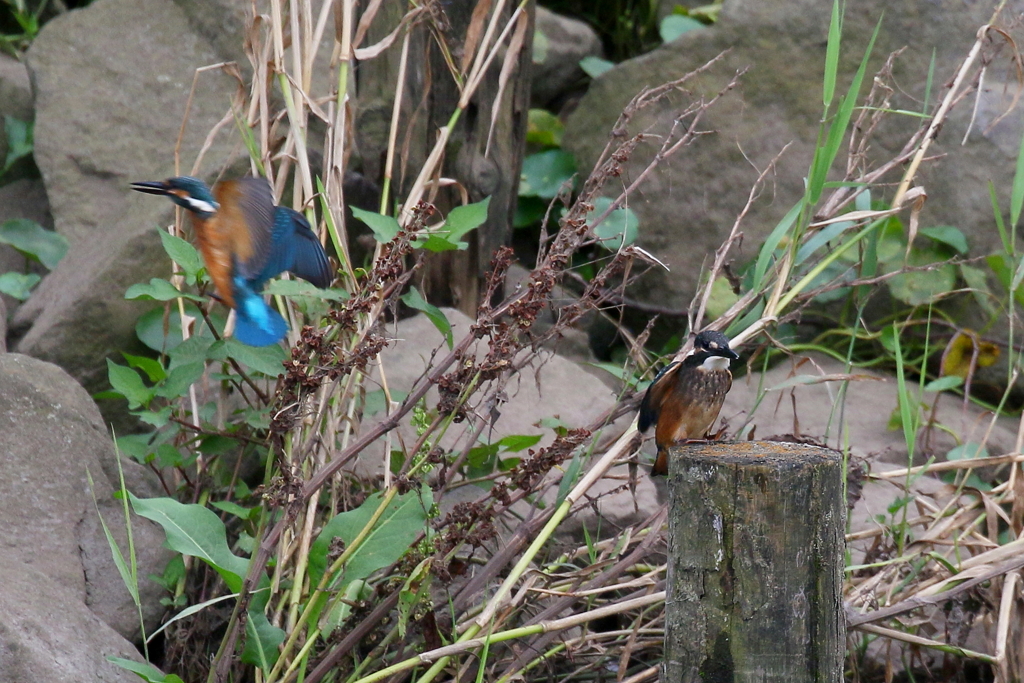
[638,330,739,476]
[132,176,332,346]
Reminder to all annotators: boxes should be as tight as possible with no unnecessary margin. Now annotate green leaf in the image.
[122,352,166,383]
[752,200,804,291]
[527,109,565,148]
[589,197,639,250]
[401,286,452,349]
[159,231,204,283]
[659,14,704,43]
[168,334,215,369]
[129,494,250,592]
[352,206,401,243]
[440,197,491,248]
[519,150,576,199]
[2,116,33,172]
[125,278,205,302]
[579,56,614,78]
[106,657,184,683]
[947,442,989,460]
[0,218,68,269]
[886,247,956,306]
[211,500,256,520]
[923,376,963,392]
[0,271,39,299]
[1013,122,1024,227]
[807,15,881,204]
[156,361,205,399]
[264,278,348,301]
[241,609,284,671]
[822,0,841,107]
[920,225,968,254]
[209,338,287,377]
[136,304,222,353]
[308,485,432,588]
[107,360,154,409]
[498,434,543,452]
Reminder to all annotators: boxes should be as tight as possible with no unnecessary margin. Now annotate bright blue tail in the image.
[233,287,289,346]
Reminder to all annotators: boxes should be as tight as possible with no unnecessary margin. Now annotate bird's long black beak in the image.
[715,346,740,361]
[130,180,172,196]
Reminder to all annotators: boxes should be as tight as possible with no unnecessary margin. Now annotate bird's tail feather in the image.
[233,294,289,346]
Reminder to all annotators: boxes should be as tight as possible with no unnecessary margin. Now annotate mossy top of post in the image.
[670,439,841,470]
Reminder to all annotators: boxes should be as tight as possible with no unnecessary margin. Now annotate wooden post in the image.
[663,441,845,683]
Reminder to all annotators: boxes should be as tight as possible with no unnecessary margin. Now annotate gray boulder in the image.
[0,353,172,649]
[0,557,145,683]
[532,7,603,108]
[563,0,1014,310]
[12,0,240,400]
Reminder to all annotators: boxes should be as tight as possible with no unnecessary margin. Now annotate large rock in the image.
[563,0,1016,310]
[0,353,172,646]
[532,7,602,109]
[0,557,144,683]
[12,0,240,399]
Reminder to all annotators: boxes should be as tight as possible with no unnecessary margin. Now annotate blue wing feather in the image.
[231,272,289,346]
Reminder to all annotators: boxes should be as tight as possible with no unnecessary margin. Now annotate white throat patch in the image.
[701,356,731,371]
[184,197,218,214]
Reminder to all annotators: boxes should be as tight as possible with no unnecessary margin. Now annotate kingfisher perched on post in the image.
[131,176,332,346]
[638,330,740,476]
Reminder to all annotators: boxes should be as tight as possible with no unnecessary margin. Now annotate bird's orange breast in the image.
[190,213,238,309]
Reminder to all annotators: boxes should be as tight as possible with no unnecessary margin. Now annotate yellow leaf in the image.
[940,330,1000,379]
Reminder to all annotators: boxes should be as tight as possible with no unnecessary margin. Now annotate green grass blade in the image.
[752,199,804,291]
[1011,125,1024,228]
[922,49,936,116]
[822,0,842,107]
[990,181,1011,254]
[808,14,882,204]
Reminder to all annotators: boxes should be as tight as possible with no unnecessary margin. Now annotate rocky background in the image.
[0,0,1020,680]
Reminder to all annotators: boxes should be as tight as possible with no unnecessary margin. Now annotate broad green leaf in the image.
[106,657,183,683]
[886,247,956,305]
[589,197,639,250]
[532,27,549,63]
[579,56,614,78]
[125,278,204,302]
[351,206,401,243]
[136,304,221,354]
[2,116,33,171]
[211,500,256,520]
[168,334,215,369]
[923,375,963,392]
[156,361,205,399]
[527,109,565,148]
[520,150,576,199]
[441,197,491,246]
[122,352,166,383]
[706,275,740,319]
[308,485,431,588]
[947,442,989,460]
[795,220,853,266]
[107,360,154,409]
[209,338,287,377]
[402,286,452,349]
[159,231,204,283]
[920,225,968,254]
[241,609,284,671]
[321,579,372,637]
[0,271,39,299]
[660,14,704,43]
[129,494,250,591]
[498,434,543,452]
[363,389,407,417]
[0,218,68,269]
[264,279,348,301]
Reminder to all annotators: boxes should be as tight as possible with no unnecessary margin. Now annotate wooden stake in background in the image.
[663,441,845,682]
